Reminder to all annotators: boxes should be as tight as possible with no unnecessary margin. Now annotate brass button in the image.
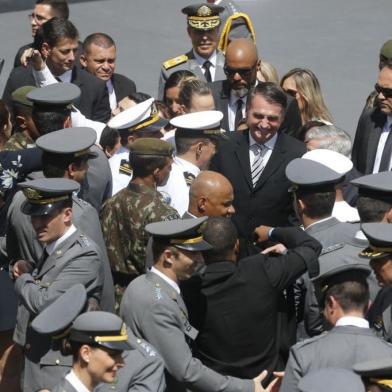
[137,339,141,344]
[55,359,60,365]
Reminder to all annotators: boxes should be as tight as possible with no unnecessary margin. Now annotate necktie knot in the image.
[203,60,212,83]
[203,60,212,70]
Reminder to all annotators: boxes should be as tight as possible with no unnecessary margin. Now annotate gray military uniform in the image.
[157,49,226,100]
[121,271,253,392]
[14,229,104,392]
[280,325,392,392]
[6,190,115,312]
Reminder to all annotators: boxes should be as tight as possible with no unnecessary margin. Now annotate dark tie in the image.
[203,60,212,83]
[379,124,392,172]
[234,99,243,130]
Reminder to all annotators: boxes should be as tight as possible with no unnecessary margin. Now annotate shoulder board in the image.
[163,54,188,70]
[79,234,91,248]
[294,331,328,348]
[183,171,196,186]
[320,243,345,256]
[136,339,158,357]
[119,159,133,176]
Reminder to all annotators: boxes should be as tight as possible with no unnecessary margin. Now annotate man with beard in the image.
[210,38,301,134]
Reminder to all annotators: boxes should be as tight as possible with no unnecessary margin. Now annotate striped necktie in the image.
[251,144,265,187]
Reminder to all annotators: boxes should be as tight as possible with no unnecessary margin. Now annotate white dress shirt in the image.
[335,316,369,328]
[109,145,132,196]
[65,370,90,392]
[372,115,392,173]
[332,201,360,223]
[193,49,217,81]
[248,132,277,168]
[106,79,117,110]
[45,224,77,255]
[150,266,180,294]
[157,156,200,216]
[228,93,247,132]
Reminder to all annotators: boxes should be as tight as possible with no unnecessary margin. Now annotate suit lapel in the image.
[186,50,205,81]
[71,66,82,87]
[215,50,226,80]
[234,130,253,189]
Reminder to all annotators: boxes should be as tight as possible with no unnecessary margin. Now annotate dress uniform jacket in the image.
[6,190,115,312]
[210,130,306,240]
[121,271,254,392]
[109,145,132,196]
[367,287,392,343]
[111,73,137,103]
[13,228,104,392]
[181,227,321,378]
[2,65,111,123]
[280,325,392,392]
[210,79,302,135]
[97,328,166,392]
[158,49,226,100]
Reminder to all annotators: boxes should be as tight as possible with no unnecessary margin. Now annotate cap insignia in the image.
[24,187,42,200]
[197,5,212,16]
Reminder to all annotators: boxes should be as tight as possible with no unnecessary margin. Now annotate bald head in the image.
[188,171,235,218]
[226,38,258,65]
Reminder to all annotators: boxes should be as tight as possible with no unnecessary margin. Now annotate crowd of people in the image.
[0,0,392,391]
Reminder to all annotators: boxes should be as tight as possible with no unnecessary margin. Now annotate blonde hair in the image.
[280,68,333,124]
[257,60,279,83]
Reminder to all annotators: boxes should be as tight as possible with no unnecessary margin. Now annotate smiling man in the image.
[80,33,137,111]
[157,3,226,100]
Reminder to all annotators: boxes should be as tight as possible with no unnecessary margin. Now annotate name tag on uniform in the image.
[183,319,198,340]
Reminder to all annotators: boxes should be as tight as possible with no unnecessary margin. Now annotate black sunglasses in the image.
[375,83,392,98]
[224,65,255,77]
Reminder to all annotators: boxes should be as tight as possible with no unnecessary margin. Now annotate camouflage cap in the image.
[380,39,392,59]
[11,85,36,107]
[129,138,173,157]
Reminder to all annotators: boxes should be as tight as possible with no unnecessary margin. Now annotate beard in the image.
[232,86,250,98]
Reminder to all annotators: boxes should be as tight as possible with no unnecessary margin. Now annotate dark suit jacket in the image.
[2,65,111,123]
[210,79,302,136]
[210,130,306,240]
[182,227,321,378]
[352,108,387,174]
[112,72,137,102]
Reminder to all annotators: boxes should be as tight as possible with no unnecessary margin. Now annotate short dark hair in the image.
[246,82,287,111]
[130,154,169,178]
[32,107,70,135]
[42,152,87,178]
[83,32,116,53]
[175,136,212,155]
[100,126,120,151]
[127,91,151,104]
[36,17,78,49]
[202,217,238,264]
[297,190,335,219]
[325,280,369,314]
[36,0,69,19]
[357,196,392,223]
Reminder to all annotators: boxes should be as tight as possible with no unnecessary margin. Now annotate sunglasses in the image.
[224,65,255,77]
[375,83,392,98]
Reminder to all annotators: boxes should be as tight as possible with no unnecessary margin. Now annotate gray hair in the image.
[305,125,352,157]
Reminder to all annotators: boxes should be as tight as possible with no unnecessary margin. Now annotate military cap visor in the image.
[19,178,79,216]
[36,127,98,159]
[31,284,87,336]
[351,172,392,203]
[360,223,392,260]
[182,3,224,31]
[146,217,212,252]
[354,358,392,389]
[380,39,392,60]
[11,85,36,107]
[27,83,81,108]
[70,311,132,351]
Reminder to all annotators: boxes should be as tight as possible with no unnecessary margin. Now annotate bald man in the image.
[184,170,235,218]
[210,38,301,135]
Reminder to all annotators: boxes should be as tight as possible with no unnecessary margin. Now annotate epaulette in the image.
[153,282,163,301]
[79,234,91,248]
[136,338,157,357]
[320,243,345,256]
[183,171,196,186]
[163,54,188,70]
[119,159,133,176]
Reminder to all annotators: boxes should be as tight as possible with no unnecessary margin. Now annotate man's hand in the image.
[12,260,33,280]
[253,370,282,392]
[261,244,287,255]
[254,225,273,243]
[20,48,45,70]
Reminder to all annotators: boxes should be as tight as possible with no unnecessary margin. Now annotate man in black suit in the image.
[182,217,321,378]
[80,33,137,112]
[211,82,306,242]
[210,38,301,135]
[352,63,392,174]
[3,17,110,123]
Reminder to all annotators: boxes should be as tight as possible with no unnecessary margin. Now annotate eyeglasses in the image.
[28,13,49,23]
[224,65,255,78]
[375,83,392,98]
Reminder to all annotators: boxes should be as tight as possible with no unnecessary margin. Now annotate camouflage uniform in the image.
[4,132,34,151]
[100,183,179,307]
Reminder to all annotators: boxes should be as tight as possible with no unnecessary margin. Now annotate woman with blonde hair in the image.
[280,68,333,125]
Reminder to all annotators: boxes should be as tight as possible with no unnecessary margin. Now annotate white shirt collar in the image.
[45,224,77,255]
[174,156,200,175]
[354,230,368,241]
[305,216,333,231]
[192,49,217,68]
[58,69,73,83]
[65,370,90,392]
[335,316,369,328]
[185,211,198,218]
[249,132,278,150]
[150,266,180,294]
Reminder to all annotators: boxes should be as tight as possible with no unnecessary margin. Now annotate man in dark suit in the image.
[210,38,301,134]
[211,82,305,242]
[80,33,137,112]
[352,63,392,174]
[3,17,110,123]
